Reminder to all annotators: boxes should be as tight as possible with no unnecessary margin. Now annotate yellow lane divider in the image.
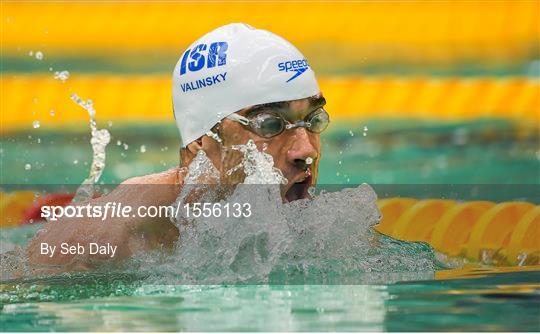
[0,191,36,228]
[435,264,540,280]
[2,75,538,132]
[2,2,537,65]
[431,201,495,257]
[376,198,539,266]
[466,202,535,262]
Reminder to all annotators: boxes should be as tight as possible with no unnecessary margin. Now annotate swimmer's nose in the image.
[286,128,318,169]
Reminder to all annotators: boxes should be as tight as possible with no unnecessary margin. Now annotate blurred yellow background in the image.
[2,2,538,60]
[1,1,539,132]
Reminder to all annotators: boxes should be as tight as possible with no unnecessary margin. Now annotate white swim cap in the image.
[172,23,320,146]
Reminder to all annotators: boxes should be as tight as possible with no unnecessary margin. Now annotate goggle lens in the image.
[254,114,286,138]
[245,108,330,138]
[307,110,330,133]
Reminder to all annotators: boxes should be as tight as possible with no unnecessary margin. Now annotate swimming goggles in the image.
[226,108,330,138]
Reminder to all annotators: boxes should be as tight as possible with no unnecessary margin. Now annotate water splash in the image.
[70,94,111,203]
[153,141,439,284]
[53,70,70,83]
[184,150,220,185]
[143,182,440,285]
[171,139,288,227]
[227,139,287,185]
[170,150,221,225]
[32,120,40,129]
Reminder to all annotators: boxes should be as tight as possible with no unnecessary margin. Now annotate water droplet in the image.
[116,140,122,146]
[28,50,33,56]
[107,121,113,127]
[205,131,222,143]
[338,160,342,165]
[49,109,55,116]
[37,138,41,144]
[25,163,32,170]
[336,172,340,176]
[35,51,43,60]
[362,126,369,136]
[305,157,313,165]
[349,130,354,137]
[517,253,527,266]
[32,120,40,129]
[53,70,70,83]
[73,159,78,164]
[123,143,128,150]
[140,145,146,153]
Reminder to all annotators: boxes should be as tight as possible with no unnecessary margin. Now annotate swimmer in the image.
[26,23,328,272]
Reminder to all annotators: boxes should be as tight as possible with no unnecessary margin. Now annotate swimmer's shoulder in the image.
[120,166,185,185]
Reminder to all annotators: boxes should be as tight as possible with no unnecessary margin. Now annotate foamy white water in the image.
[147,139,438,285]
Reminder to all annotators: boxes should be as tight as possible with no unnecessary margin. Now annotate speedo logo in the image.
[278,59,310,82]
[179,41,228,76]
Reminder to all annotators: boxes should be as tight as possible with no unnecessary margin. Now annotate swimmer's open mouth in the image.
[284,171,312,203]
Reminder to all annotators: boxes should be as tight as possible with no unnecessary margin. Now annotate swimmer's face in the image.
[184,94,326,202]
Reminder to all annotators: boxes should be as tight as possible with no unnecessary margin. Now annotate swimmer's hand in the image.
[26,167,185,276]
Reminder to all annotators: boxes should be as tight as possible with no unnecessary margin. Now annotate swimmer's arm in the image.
[25,168,183,275]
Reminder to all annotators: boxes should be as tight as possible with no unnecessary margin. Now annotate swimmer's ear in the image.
[186,138,203,155]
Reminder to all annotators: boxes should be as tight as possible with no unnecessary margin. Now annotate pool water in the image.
[1,121,539,331]
[1,268,539,331]
[2,119,538,185]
